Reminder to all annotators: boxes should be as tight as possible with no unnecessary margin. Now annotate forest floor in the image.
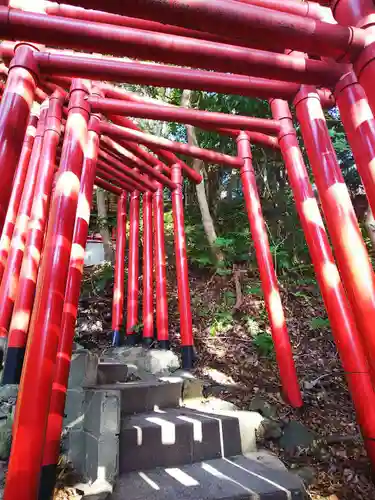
[73,264,375,500]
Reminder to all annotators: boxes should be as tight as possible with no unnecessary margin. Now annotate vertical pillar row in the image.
[294,86,375,382]
[153,174,169,349]
[112,191,127,346]
[142,189,154,346]
[271,98,375,466]
[126,189,140,343]
[4,79,90,500]
[3,89,65,385]
[40,110,102,500]
[171,163,195,369]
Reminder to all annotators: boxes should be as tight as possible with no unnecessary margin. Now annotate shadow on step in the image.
[112,454,306,500]
[120,408,243,473]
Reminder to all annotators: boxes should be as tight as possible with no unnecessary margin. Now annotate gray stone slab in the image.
[64,387,85,429]
[97,363,128,385]
[90,380,182,415]
[230,455,305,498]
[123,381,182,415]
[101,347,180,377]
[120,412,193,473]
[183,404,263,455]
[69,350,98,388]
[111,455,306,500]
[63,429,85,475]
[243,450,287,472]
[85,432,119,484]
[84,389,121,437]
[119,408,242,473]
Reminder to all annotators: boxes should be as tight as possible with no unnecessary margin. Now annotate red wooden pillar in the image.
[0,102,47,349]
[142,190,154,346]
[112,191,127,346]
[171,163,194,368]
[0,111,38,282]
[153,177,169,349]
[0,44,38,230]
[237,132,302,408]
[271,98,375,465]
[3,90,65,385]
[126,189,140,343]
[334,73,375,217]
[4,79,90,500]
[294,86,375,382]
[40,111,101,499]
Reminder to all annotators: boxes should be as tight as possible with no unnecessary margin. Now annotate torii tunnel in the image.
[0,0,374,498]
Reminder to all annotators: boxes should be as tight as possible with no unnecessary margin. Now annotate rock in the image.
[279,421,317,453]
[0,385,18,460]
[101,347,180,378]
[249,395,276,419]
[0,384,18,405]
[201,368,236,386]
[143,349,180,375]
[292,466,316,486]
[0,418,12,461]
[183,396,238,413]
[244,450,287,471]
[258,418,283,440]
[177,372,205,401]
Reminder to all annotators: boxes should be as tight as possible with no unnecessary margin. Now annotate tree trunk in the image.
[96,188,114,263]
[181,89,224,263]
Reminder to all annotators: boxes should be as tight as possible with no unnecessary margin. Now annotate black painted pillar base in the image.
[181,345,196,370]
[112,330,121,347]
[39,463,57,500]
[158,340,170,350]
[142,337,154,347]
[125,333,140,346]
[2,346,25,384]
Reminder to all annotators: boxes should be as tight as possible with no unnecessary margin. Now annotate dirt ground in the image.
[74,265,375,500]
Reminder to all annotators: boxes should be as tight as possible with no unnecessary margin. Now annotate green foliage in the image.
[94,263,113,292]
[244,316,262,337]
[216,267,232,276]
[252,332,274,357]
[215,233,251,266]
[223,290,236,307]
[294,277,317,286]
[131,323,144,334]
[83,262,114,294]
[310,317,330,330]
[245,285,262,296]
[209,310,233,337]
[327,108,360,194]
[197,307,211,318]
[292,290,311,301]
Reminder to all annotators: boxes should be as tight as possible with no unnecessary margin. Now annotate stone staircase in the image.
[64,347,307,500]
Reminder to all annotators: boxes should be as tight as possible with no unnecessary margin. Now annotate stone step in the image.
[119,408,242,473]
[97,362,129,384]
[89,379,183,415]
[111,454,306,500]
